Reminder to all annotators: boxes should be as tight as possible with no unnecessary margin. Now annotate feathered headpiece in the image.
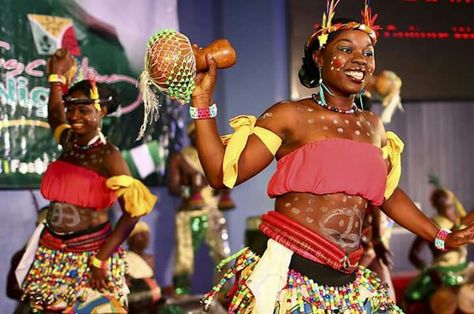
[89,79,101,111]
[306,0,382,49]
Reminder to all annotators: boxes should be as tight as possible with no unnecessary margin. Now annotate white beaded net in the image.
[137,29,196,139]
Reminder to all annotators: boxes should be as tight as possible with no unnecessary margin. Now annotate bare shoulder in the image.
[359,110,387,146]
[258,100,301,119]
[102,143,121,159]
[256,99,307,140]
[102,143,131,177]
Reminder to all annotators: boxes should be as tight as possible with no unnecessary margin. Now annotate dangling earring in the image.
[97,126,106,144]
[358,90,365,110]
[318,67,334,105]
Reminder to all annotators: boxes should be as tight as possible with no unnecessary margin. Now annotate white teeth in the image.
[345,70,364,81]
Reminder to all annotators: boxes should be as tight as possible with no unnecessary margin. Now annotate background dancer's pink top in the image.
[267,138,387,206]
[41,160,117,210]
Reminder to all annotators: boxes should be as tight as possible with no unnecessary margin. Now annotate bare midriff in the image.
[275,192,368,254]
[46,201,109,234]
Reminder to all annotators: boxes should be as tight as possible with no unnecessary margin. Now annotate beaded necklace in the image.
[312,93,358,114]
[73,133,106,151]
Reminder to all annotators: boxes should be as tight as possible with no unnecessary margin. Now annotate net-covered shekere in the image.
[138,29,196,139]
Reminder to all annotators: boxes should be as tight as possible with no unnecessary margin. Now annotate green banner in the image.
[0,0,184,188]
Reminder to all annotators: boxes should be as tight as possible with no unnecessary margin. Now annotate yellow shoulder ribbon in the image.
[382,131,404,200]
[220,115,282,189]
[53,123,71,144]
[106,175,158,217]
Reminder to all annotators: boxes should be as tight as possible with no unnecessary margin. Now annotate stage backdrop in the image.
[0,0,182,188]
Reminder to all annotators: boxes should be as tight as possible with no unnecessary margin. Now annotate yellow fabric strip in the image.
[220,115,282,189]
[53,123,71,144]
[382,131,404,200]
[254,126,282,156]
[106,175,157,217]
[453,194,467,217]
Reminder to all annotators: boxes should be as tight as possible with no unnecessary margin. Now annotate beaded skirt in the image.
[202,245,403,313]
[21,224,128,313]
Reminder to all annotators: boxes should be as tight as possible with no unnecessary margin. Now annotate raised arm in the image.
[46,49,76,131]
[191,55,288,189]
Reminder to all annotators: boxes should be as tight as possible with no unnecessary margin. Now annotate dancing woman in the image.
[18,49,157,313]
[190,2,474,313]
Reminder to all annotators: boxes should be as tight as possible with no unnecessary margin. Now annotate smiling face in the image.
[65,90,105,137]
[315,29,375,97]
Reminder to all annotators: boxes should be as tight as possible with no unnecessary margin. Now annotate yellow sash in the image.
[382,131,404,200]
[220,115,282,188]
[106,175,157,217]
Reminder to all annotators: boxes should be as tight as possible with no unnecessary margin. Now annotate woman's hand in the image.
[192,53,217,106]
[90,266,113,292]
[46,48,76,77]
[445,223,474,249]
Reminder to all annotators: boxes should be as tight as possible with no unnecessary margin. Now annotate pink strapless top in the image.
[267,138,387,205]
[41,160,117,210]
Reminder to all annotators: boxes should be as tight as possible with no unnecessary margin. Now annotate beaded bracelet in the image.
[90,255,109,269]
[434,228,451,251]
[189,104,217,119]
[48,74,67,85]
